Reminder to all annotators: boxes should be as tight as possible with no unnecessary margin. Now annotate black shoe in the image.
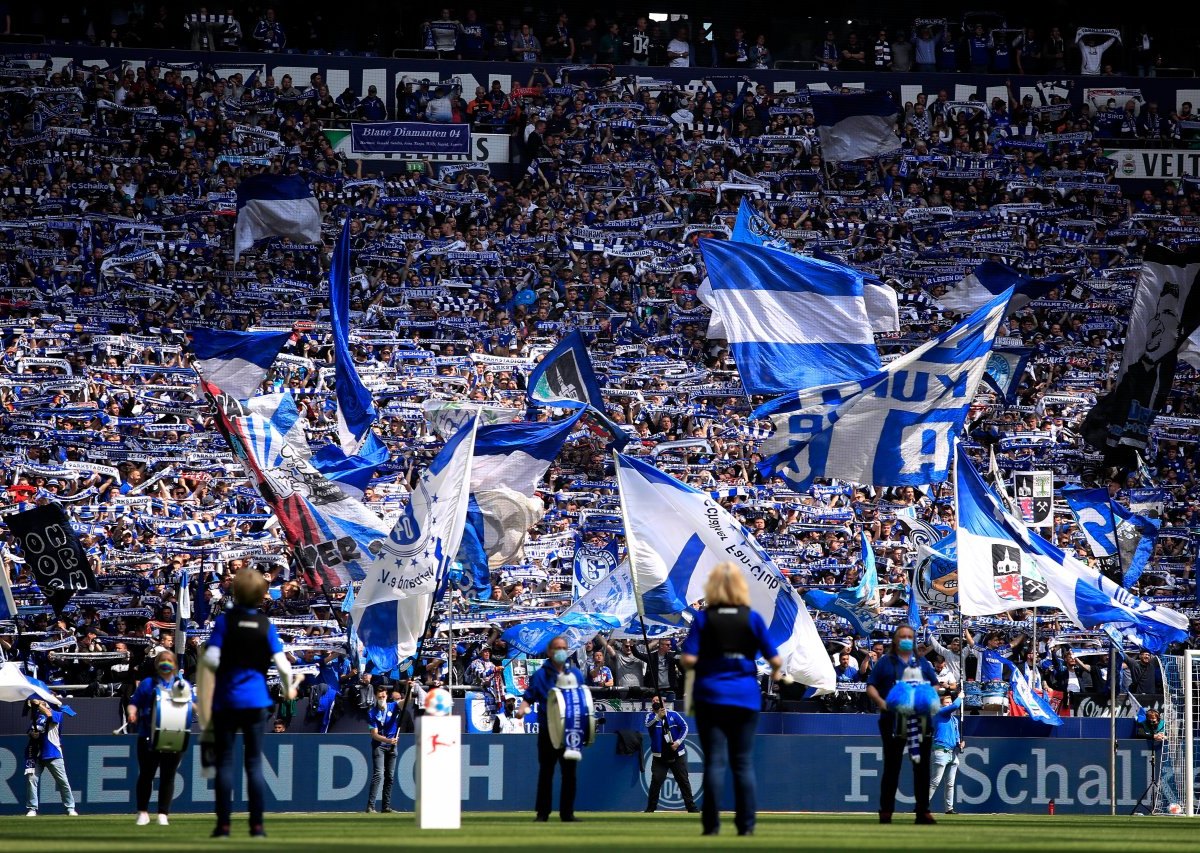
[211,826,231,838]
[381,806,395,814]
[915,813,938,825]
[533,816,549,822]
[365,805,376,814]
[561,815,582,822]
[643,809,655,813]
[687,806,699,813]
[879,811,892,824]
[945,809,959,816]
[702,829,719,836]
[250,829,267,838]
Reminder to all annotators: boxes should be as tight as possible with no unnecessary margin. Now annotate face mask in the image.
[551,649,569,664]
[376,697,387,708]
[897,638,915,653]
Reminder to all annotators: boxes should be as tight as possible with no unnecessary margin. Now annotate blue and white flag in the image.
[937,261,1069,317]
[698,238,880,396]
[527,330,607,410]
[914,533,958,609]
[503,560,637,654]
[756,288,1011,489]
[572,537,619,598]
[330,217,377,454]
[244,392,310,459]
[615,452,835,690]
[234,173,321,260]
[311,432,389,500]
[191,328,292,401]
[1008,661,1063,726]
[811,249,900,334]
[472,409,586,496]
[352,416,478,669]
[731,197,790,250]
[981,347,1032,403]
[803,532,880,637]
[810,91,899,162]
[1062,487,1160,588]
[956,448,1188,652]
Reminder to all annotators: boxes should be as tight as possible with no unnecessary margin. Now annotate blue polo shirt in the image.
[522,659,585,708]
[208,607,284,711]
[367,700,402,740]
[867,652,939,726]
[680,608,778,711]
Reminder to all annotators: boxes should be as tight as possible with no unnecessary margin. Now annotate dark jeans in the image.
[136,738,183,814]
[369,743,397,808]
[878,717,932,815]
[535,724,577,819]
[695,702,759,834]
[646,748,696,811]
[214,707,268,829]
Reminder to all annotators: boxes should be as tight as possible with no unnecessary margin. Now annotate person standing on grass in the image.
[928,692,963,815]
[201,567,296,839]
[366,683,401,814]
[643,694,698,813]
[127,650,194,826]
[865,624,941,825]
[515,634,585,822]
[680,563,782,837]
[24,697,78,817]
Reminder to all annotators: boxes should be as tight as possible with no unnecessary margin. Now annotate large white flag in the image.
[353,416,478,668]
[615,453,835,691]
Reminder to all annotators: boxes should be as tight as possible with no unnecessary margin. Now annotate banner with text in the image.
[350,122,471,155]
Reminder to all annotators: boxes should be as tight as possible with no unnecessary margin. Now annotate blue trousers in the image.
[213,707,267,829]
[695,702,759,834]
[369,743,397,808]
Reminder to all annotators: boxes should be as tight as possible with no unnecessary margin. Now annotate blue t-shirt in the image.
[933,698,962,750]
[680,608,778,711]
[131,675,194,739]
[33,710,64,761]
[209,608,284,711]
[522,659,585,708]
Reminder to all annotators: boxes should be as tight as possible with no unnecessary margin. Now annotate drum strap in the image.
[560,687,588,758]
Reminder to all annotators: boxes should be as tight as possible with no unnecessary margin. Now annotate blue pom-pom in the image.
[886,682,915,715]
[911,683,939,718]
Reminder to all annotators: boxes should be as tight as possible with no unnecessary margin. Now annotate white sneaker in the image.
[157,814,170,826]
[25,809,36,817]
[136,812,150,826]
[67,809,79,816]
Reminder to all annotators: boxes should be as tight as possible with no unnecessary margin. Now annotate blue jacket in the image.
[644,709,689,756]
[866,652,940,729]
[932,698,962,751]
[367,700,402,741]
[130,675,194,739]
[522,658,585,708]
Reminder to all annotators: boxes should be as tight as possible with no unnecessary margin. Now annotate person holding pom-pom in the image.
[865,625,941,825]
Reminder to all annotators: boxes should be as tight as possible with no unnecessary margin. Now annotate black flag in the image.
[5,504,97,615]
[1083,244,1200,465]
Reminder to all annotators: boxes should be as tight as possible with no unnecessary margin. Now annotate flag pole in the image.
[1109,634,1118,816]
[614,450,656,692]
[951,439,966,725]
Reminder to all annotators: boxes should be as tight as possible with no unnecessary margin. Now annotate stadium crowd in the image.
[0,37,1197,733]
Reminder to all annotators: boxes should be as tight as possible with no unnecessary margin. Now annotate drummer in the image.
[515,635,585,823]
[126,650,193,826]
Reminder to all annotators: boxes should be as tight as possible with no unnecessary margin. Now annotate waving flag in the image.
[1063,487,1161,587]
[1084,245,1200,464]
[4,504,97,616]
[0,558,16,621]
[811,250,900,333]
[615,452,835,691]
[937,261,1069,317]
[698,238,880,396]
[245,392,310,459]
[731,197,790,250]
[914,533,958,609]
[1008,661,1063,726]
[353,416,478,669]
[311,432,389,500]
[810,91,899,162]
[981,347,1032,403]
[202,380,384,589]
[527,330,607,410]
[330,217,378,454]
[956,448,1188,651]
[503,560,638,654]
[234,173,321,260]
[756,288,1010,489]
[803,534,881,636]
[191,328,292,401]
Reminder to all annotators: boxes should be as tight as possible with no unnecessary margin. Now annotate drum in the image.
[980,678,1009,713]
[546,683,596,761]
[151,681,193,753]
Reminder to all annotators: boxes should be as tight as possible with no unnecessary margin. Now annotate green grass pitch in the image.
[0,812,1193,851]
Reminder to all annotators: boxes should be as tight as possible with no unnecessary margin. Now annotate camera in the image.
[651,698,663,711]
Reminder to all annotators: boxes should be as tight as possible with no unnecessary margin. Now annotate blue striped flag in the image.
[755,288,1011,489]
[330,217,378,454]
[234,173,321,260]
[698,238,881,396]
[191,328,292,401]
[938,261,1069,317]
[810,91,899,162]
